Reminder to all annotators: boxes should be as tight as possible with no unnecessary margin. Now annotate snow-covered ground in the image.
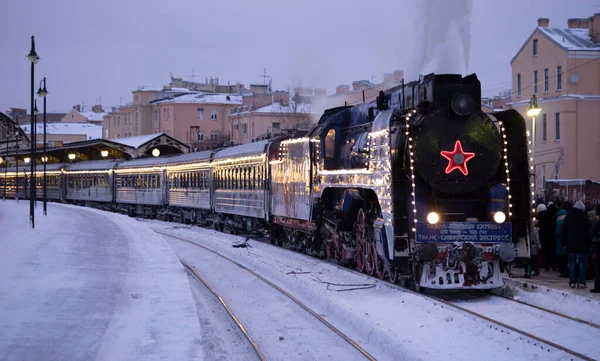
[443,292,600,360]
[145,219,584,361]
[0,201,203,361]
[499,274,600,326]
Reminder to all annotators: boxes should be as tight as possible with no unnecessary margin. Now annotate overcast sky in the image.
[1,0,598,114]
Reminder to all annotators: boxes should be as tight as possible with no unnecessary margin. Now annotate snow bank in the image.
[0,201,203,361]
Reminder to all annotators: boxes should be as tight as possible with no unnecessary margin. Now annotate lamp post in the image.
[37,77,48,215]
[526,95,542,197]
[27,35,39,228]
[15,133,19,203]
[33,100,39,209]
[3,130,8,201]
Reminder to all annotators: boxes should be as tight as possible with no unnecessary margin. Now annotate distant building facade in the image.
[150,92,242,150]
[228,90,318,145]
[507,14,600,196]
[62,104,107,126]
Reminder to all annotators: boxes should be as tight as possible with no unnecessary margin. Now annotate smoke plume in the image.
[415,0,473,76]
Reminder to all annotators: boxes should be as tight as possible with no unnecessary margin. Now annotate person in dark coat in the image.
[555,201,571,277]
[536,204,554,271]
[591,204,600,293]
[562,201,592,288]
[546,202,558,270]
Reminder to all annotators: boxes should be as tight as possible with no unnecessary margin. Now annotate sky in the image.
[0,0,598,114]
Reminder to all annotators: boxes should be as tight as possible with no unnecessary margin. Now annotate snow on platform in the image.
[0,201,203,361]
[499,270,600,325]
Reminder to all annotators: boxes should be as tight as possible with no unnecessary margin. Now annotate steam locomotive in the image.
[0,73,533,292]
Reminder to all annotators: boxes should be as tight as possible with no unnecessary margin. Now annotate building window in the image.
[533,71,538,94]
[556,66,562,91]
[211,131,218,141]
[555,113,560,141]
[198,132,204,142]
[542,113,547,142]
[516,74,521,96]
[154,110,158,120]
[118,116,120,126]
[543,68,548,93]
[167,108,170,120]
[113,117,116,126]
[272,122,280,130]
[533,39,538,56]
[242,124,247,135]
[197,108,204,120]
[163,109,166,119]
[541,164,546,188]
[211,108,218,120]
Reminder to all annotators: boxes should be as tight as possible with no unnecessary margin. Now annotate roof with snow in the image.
[213,140,270,160]
[545,179,600,186]
[511,26,600,63]
[79,111,107,122]
[134,86,195,93]
[252,101,312,114]
[151,92,242,105]
[507,93,600,106]
[111,133,165,148]
[20,122,103,141]
[65,159,121,171]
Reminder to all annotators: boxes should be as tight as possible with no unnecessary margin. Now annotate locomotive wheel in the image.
[356,242,365,272]
[366,242,376,276]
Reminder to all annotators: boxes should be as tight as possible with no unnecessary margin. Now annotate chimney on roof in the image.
[336,85,350,95]
[591,13,600,42]
[91,104,103,113]
[393,70,404,81]
[538,18,549,27]
[567,18,590,29]
[73,104,81,112]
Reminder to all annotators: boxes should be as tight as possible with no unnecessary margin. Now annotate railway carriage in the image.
[63,160,118,204]
[211,140,271,233]
[35,163,64,201]
[164,150,214,223]
[0,167,27,200]
[114,158,169,216]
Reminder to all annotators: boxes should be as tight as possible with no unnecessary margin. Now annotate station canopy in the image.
[0,114,189,165]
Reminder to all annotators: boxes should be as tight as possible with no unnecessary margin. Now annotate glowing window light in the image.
[24,157,31,163]
[101,150,109,157]
[440,140,475,176]
[68,153,76,160]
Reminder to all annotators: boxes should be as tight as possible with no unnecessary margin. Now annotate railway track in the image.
[148,221,597,360]
[160,231,377,361]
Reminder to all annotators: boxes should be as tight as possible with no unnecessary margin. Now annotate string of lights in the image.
[405,109,418,233]
[497,121,513,220]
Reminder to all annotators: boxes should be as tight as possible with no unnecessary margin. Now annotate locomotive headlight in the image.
[494,211,506,223]
[451,93,474,116]
[427,212,440,224]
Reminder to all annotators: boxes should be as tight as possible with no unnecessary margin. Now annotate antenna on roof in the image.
[259,68,272,85]
[188,69,197,83]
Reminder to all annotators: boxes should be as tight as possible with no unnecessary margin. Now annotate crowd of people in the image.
[529,200,600,293]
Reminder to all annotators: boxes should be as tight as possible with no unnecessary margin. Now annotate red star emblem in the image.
[440,140,475,176]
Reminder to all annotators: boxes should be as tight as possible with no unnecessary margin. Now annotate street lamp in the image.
[37,77,48,215]
[101,150,108,157]
[152,148,160,157]
[527,95,542,197]
[27,35,39,229]
[68,153,76,160]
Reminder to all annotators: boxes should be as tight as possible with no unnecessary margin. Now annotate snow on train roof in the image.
[116,156,170,169]
[163,150,213,165]
[35,163,64,171]
[65,160,121,171]
[213,140,270,160]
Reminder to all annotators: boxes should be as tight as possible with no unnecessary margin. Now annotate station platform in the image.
[503,269,600,301]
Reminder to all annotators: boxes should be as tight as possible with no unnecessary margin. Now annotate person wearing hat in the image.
[561,201,592,288]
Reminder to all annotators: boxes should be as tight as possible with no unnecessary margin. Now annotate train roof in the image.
[35,163,64,172]
[116,156,170,169]
[64,159,121,171]
[213,140,270,160]
[163,150,213,166]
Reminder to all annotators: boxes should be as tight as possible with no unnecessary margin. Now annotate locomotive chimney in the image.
[537,18,549,27]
